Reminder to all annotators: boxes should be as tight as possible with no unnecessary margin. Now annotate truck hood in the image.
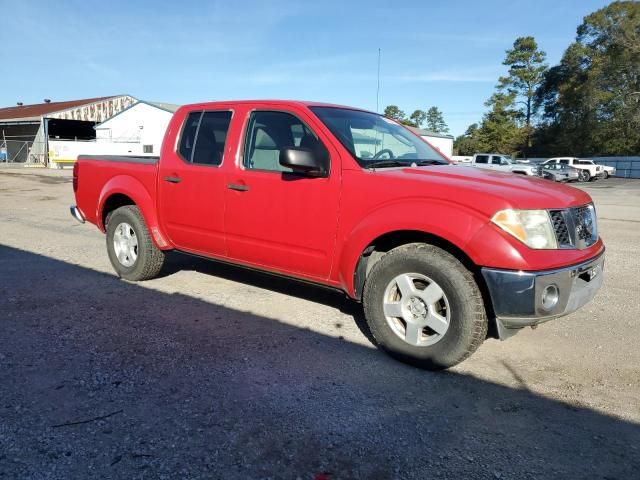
[372,164,593,215]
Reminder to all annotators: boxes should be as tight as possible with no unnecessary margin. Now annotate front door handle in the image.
[227,183,249,192]
[164,176,182,183]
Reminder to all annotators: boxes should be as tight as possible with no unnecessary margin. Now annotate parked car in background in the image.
[580,159,616,178]
[538,162,580,182]
[541,157,603,182]
[596,162,616,179]
[471,154,538,176]
[450,155,472,164]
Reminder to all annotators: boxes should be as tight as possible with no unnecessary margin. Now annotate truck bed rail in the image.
[77,155,159,165]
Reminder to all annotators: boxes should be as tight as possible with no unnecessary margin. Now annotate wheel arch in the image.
[101,193,136,227]
[349,229,499,340]
[352,230,478,301]
[98,176,172,249]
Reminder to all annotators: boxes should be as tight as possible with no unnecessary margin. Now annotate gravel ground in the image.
[1,168,639,479]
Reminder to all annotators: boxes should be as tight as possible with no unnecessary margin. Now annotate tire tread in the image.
[106,205,165,281]
[363,243,487,370]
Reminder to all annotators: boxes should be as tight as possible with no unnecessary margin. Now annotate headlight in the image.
[492,209,558,249]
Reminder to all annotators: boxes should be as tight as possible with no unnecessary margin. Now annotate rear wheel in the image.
[106,205,165,281]
[578,169,591,182]
[363,243,487,370]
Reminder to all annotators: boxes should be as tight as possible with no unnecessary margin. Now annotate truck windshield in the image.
[310,106,447,168]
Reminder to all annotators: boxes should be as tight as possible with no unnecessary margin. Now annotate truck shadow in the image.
[1,244,638,479]
[162,250,377,344]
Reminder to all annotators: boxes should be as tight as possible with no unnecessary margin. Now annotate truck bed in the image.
[75,155,160,229]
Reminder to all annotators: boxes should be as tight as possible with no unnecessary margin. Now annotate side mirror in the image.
[279,147,327,177]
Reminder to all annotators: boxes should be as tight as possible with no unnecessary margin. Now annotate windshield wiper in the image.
[366,159,446,170]
[412,160,446,166]
[366,160,407,169]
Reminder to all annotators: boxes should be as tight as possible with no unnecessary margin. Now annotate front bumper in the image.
[481,250,605,339]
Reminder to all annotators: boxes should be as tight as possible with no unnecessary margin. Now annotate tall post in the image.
[376,48,381,113]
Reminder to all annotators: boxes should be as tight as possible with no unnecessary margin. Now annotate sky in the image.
[0,0,613,136]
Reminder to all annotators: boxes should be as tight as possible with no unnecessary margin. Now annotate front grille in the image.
[548,204,597,249]
[550,210,571,246]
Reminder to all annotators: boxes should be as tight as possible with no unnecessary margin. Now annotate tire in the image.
[105,205,165,281]
[363,243,487,370]
[602,171,609,179]
[578,169,590,182]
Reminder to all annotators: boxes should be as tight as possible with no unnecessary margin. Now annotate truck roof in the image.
[178,99,375,114]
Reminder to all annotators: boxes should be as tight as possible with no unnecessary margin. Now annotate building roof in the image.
[407,126,454,139]
[94,100,180,129]
[146,101,180,113]
[0,96,116,122]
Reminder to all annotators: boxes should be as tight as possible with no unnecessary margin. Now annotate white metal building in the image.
[95,101,179,156]
[48,101,179,165]
[0,95,137,166]
[407,126,454,159]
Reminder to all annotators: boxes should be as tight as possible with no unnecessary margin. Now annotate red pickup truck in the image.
[71,100,605,369]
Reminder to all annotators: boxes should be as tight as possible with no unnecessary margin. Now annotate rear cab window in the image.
[475,155,489,164]
[178,110,233,166]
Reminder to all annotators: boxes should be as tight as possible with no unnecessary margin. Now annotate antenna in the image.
[376,48,381,113]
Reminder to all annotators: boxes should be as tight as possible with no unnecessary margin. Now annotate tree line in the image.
[382,105,450,134]
[454,1,640,159]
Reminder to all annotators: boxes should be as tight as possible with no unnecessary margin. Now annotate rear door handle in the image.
[227,183,249,192]
[164,176,182,183]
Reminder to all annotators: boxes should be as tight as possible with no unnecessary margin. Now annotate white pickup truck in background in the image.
[540,157,606,182]
[471,153,538,176]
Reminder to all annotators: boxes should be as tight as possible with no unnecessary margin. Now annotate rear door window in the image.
[475,155,489,164]
[178,111,233,166]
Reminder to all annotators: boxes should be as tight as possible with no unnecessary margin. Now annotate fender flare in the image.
[336,199,488,297]
[97,175,171,249]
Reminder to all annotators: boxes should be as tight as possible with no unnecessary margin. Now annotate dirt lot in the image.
[1,168,639,479]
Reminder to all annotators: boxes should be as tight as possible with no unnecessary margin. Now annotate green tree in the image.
[454,123,481,156]
[383,105,406,122]
[477,92,525,156]
[535,1,640,156]
[425,106,449,133]
[409,109,427,127]
[498,36,547,156]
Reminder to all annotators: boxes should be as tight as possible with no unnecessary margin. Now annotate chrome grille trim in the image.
[548,204,597,249]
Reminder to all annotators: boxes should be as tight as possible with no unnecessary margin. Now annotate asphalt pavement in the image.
[1,168,639,479]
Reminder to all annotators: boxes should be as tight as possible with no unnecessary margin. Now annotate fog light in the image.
[542,284,559,311]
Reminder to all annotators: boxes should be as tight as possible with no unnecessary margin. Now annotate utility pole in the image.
[376,48,381,113]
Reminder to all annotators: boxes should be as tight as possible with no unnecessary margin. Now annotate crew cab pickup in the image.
[71,100,605,370]
[470,153,538,176]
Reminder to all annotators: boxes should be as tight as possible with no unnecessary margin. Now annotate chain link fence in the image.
[0,139,47,165]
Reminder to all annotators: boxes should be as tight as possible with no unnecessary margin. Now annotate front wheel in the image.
[106,205,165,281]
[602,171,609,179]
[363,243,488,370]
